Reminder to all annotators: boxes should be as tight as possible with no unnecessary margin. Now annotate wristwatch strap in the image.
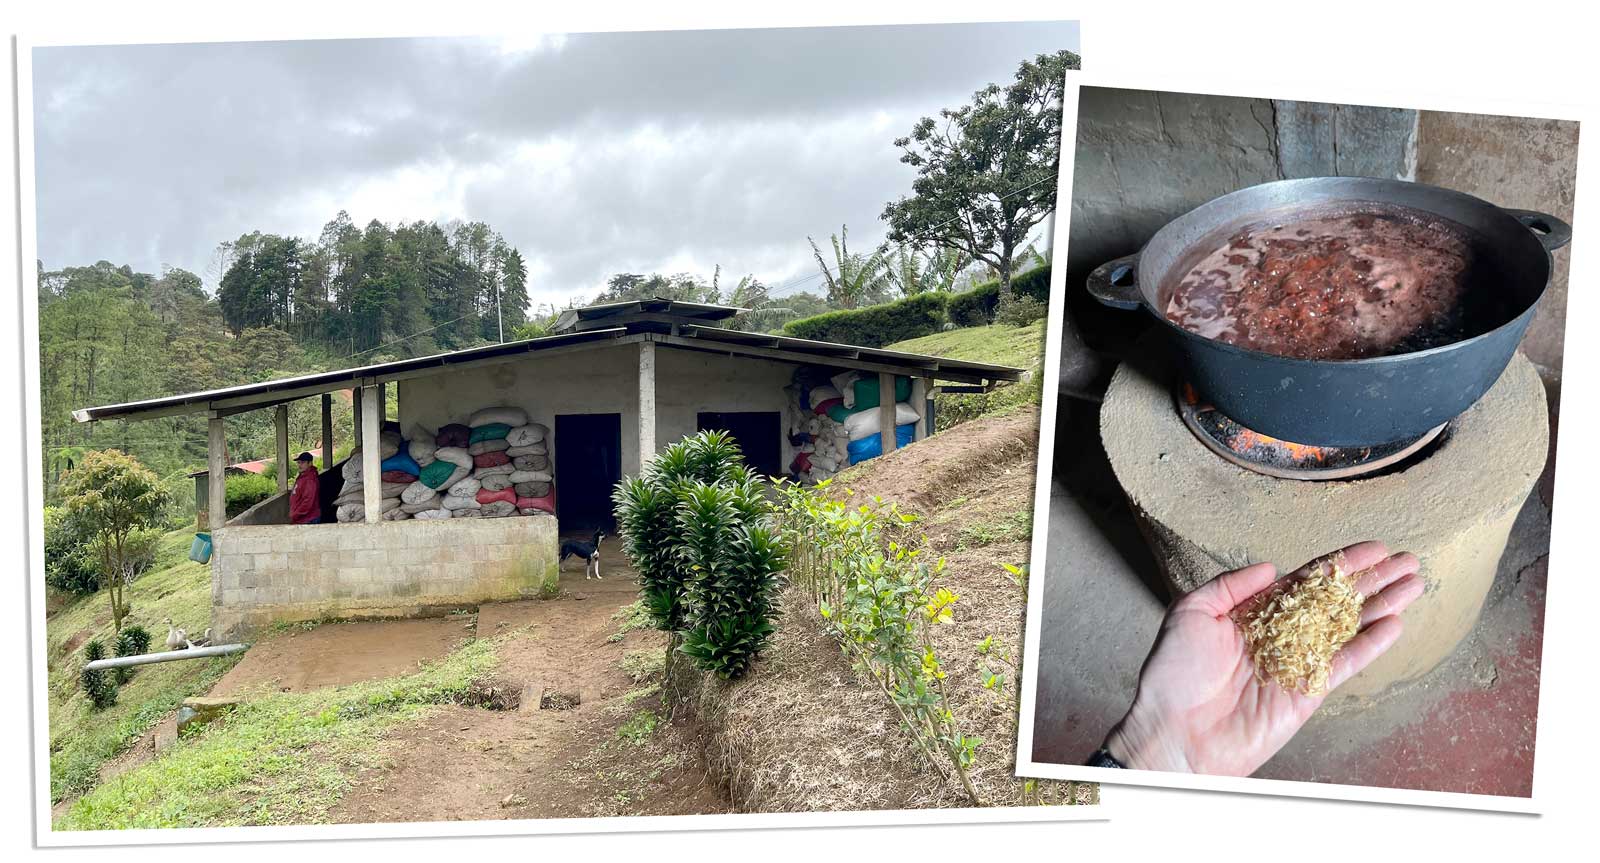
[1086,747,1126,769]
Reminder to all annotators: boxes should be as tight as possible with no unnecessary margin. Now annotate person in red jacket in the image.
[288,451,321,524]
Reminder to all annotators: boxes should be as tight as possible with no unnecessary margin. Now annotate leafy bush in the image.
[947,265,1052,327]
[611,430,789,680]
[225,472,278,517]
[994,293,1048,327]
[780,292,950,347]
[43,506,99,594]
[774,482,984,804]
[80,639,118,710]
[112,623,153,685]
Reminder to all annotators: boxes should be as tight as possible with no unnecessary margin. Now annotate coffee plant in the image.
[774,479,984,805]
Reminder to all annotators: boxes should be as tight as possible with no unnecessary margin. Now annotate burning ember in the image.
[1176,384,1445,481]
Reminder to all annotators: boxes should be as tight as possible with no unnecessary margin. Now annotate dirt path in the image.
[328,563,729,823]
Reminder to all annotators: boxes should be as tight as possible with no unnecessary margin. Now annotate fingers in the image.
[1328,615,1404,691]
[1302,540,1390,579]
[1352,551,1421,597]
[1359,570,1424,627]
[1188,561,1278,615]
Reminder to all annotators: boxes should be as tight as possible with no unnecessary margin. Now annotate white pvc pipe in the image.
[84,643,249,672]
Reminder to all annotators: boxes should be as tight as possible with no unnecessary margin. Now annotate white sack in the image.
[505,423,548,447]
[468,438,512,456]
[842,402,923,441]
[433,447,473,469]
[509,469,552,484]
[447,476,482,498]
[401,481,438,505]
[469,406,529,428]
[408,425,438,466]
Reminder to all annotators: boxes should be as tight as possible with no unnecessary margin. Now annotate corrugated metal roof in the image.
[74,319,1023,424]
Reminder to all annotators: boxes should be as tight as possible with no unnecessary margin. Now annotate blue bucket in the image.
[189,532,213,564]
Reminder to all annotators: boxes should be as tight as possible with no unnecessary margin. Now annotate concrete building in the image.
[74,299,1022,637]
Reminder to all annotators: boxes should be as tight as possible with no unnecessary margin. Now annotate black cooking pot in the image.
[1086,177,1572,447]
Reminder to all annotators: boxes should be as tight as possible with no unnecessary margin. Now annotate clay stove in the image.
[1101,351,1548,701]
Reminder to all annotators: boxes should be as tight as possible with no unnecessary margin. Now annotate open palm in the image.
[1105,541,1423,776]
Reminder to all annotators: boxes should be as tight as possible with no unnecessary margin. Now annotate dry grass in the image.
[672,411,1097,810]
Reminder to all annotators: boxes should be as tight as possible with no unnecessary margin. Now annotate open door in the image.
[697,411,783,478]
[554,413,622,533]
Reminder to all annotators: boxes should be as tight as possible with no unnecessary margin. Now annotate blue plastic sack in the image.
[845,423,916,464]
[380,442,420,476]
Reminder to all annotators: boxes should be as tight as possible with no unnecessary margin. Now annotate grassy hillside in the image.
[56,639,497,830]
[46,528,239,804]
[886,319,1046,430]
[886,318,1046,369]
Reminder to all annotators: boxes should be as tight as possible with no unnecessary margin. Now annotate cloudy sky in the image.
[32,22,1078,310]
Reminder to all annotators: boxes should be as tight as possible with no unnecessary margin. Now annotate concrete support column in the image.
[878,372,898,456]
[912,377,931,442]
[361,384,382,524]
[352,387,364,449]
[207,415,227,532]
[638,340,657,466]
[274,404,290,493]
[320,393,334,468]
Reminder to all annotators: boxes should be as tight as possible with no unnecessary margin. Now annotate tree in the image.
[881,49,1079,303]
[807,225,893,310]
[59,450,170,634]
[890,244,967,296]
[712,269,796,332]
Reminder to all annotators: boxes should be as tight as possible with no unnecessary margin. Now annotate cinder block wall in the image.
[211,515,560,639]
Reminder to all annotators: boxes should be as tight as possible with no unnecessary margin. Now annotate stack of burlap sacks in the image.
[332,406,555,522]
[786,369,921,484]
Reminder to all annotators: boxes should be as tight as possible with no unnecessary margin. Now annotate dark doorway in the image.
[697,411,783,478]
[554,413,622,533]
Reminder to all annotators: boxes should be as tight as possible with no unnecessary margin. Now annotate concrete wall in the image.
[397,341,800,477]
[211,515,560,638]
[654,346,798,469]
[1413,112,1580,385]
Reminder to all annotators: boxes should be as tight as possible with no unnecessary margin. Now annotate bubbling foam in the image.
[1163,203,1500,360]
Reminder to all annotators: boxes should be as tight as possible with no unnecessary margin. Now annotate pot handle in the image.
[1505,208,1573,253]
[1086,253,1142,310]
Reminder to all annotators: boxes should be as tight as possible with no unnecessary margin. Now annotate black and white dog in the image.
[559,529,606,579]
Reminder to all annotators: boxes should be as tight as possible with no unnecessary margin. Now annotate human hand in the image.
[1102,540,1424,776]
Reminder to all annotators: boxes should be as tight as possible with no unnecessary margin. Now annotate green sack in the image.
[420,459,458,489]
[851,375,912,411]
[826,404,852,424]
[468,423,512,444]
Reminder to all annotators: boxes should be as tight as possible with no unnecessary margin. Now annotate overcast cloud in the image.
[33,22,1079,309]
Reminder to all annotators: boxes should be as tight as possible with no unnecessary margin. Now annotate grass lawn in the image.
[885,318,1046,369]
[46,528,241,805]
[886,319,1047,429]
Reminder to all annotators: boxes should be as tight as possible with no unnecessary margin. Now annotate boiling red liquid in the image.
[1163,204,1495,360]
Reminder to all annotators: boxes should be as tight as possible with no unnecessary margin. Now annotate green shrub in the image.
[43,506,99,594]
[112,623,153,685]
[611,431,788,680]
[80,639,118,710]
[947,265,1052,327]
[780,292,950,348]
[225,472,278,517]
[995,294,1049,327]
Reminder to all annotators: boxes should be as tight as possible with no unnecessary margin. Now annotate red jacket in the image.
[289,469,321,524]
